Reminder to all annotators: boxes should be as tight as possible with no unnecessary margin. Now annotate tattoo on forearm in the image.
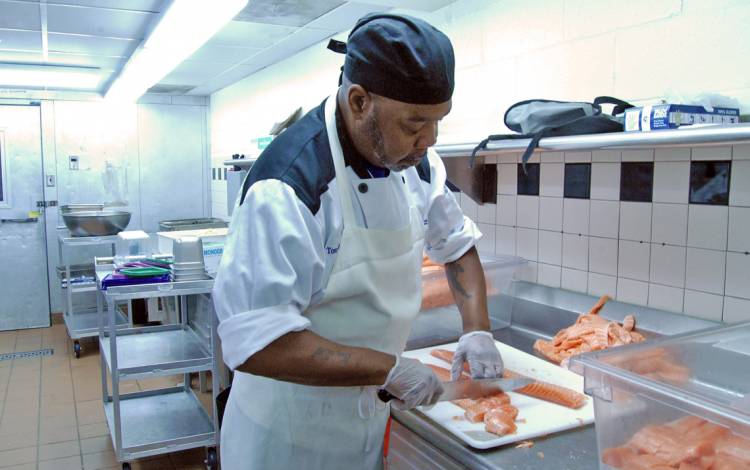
[312,347,352,365]
[446,261,472,301]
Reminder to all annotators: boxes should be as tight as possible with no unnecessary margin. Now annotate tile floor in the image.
[0,324,215,469]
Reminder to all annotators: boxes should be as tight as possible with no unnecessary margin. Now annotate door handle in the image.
[1,218,39,223]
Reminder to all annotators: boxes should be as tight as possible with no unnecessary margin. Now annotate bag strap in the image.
[593,96,634,115]
[469,134,529,167]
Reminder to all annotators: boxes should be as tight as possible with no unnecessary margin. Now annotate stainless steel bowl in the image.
[62,210,131,237]
[61,204,104,214]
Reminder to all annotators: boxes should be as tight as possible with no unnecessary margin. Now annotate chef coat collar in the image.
[335,100,390,180]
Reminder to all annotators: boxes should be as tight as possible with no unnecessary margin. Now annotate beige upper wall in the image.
[210,0,750,162]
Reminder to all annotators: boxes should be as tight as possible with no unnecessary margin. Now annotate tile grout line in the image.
[68,345,85,470]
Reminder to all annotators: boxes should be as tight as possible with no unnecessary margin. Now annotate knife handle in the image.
[377,388,395,403]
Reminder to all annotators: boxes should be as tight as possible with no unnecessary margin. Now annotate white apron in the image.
[221,94,426,470]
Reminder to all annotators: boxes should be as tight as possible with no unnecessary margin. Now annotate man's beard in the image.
[363,111,423,172]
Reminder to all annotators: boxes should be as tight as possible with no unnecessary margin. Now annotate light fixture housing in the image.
[105,0,249,102]
[0,63,102,90]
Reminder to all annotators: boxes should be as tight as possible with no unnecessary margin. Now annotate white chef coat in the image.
[212,98,481,370]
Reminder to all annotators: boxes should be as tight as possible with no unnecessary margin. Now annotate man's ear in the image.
[347,84,372,120]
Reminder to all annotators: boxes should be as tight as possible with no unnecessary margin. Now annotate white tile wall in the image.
[563,199,589,235]
[653,162,690,203]
[516,227,539,261]
[540,163,564,197]
[685,248,726,295]
[477,223,496,253]
[565,151,591,163]
[538,263,562,288]
[618,240,650,281]
[460,192,479,220]
[687,205,728,251]
[735,144,750,160]
[477,202,497,224]
[723,296,750,323]
[516,261,538,283]
[725,252,750,299]
[619,202,652,242]
[684,290,724,321]
[592,150,620,163]
[538,230,562,265]
[621,149,653,162]
[649,244,686,288]
[589,236,618,276]
[541,152,564,163]
[730,160,750,207]
[590,163,620,200]
[496,195,517,226]
[651,203,688,245]
[728,207,750,253]
[562,268,588,293]
[517,196,539,229]
[692,146,732,161]
[589,200,619,239]
[497,164,517,195]
[617,278,649,305]
[562,234,589,271]
[539,197,563,231]
[648,283,684,313]
[496,226,516,256]
[588,273,617,297]
[655,148,690,162]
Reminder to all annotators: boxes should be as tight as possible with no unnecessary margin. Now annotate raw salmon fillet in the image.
[430,349,587,409]
[533,295,646,365]
[419,258,498,311]
[603,416,750,469]
[484,408,518,436]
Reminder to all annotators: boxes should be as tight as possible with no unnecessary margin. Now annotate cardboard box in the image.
[624,104,740,131]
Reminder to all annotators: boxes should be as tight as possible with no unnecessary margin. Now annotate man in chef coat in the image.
[213,13,504,470]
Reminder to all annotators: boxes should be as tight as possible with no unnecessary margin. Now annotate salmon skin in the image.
[532,295,646,366]
[603,416,750,469]
[430,349,588,409]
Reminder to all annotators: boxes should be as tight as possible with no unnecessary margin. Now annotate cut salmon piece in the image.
[451,398,475,410]
[484,408,517,436]
[622,314,635,331]
[712,453,750,470]
[601,446,672,470]
[431,348,471,375]
[425,363,453,382]
[588,295,611,315]
[716,434,750,463]
[626,424,715,467]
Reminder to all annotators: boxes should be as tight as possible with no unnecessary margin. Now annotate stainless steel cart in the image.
[96,266,219,470]
[59,233,130,357]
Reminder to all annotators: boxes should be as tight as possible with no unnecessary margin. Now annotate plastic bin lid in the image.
[570,321,750,430]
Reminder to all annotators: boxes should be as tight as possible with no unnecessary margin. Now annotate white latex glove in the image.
[381,356,444,410]
[451,331,504,380]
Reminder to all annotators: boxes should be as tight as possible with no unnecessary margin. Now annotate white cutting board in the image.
[402,341,595,449]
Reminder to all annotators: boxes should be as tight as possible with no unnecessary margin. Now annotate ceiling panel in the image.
[159,60,231,86]
[306,2,388,31]
[47,51,122,69]
[0,49,43,63]
[0,0,41,31]
[186,42,262,65]
[46,0,164,12]
[47,31,134,56]
[187,63,264,96]
[46,4,153,39]
[234,0,345,27]
[211,21,297,49]
[0,28,42,51]
[356,0,456,11]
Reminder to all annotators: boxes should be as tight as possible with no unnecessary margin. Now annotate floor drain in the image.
[0,348,54,361]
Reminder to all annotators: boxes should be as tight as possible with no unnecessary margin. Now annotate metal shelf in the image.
[100,325,212,380]
[434,123,750,158]
[58,233,121,246]
[104,387,215,461]
[100,277,214,301]
[64,306,128,340]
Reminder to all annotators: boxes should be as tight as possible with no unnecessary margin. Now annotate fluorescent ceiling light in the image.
[106,0,248,102]
[0,63,101,90]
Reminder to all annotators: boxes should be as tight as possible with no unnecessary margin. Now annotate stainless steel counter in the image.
[391,282,720,470]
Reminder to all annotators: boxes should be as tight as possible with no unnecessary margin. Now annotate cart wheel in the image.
[73,341,81,358]
[205,447,218,470]
[122,463,131,470]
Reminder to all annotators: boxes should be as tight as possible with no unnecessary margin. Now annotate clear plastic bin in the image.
[570,322,750,469]
[420,253,526,311]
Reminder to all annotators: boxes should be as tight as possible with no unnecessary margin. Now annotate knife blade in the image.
[377,377,533,403]
[438,377,533,402]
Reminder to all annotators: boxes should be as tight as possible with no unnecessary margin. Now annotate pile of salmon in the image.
[603,416,750,469]
[426,349,587,437]
[420,257,453,311]
[533,295,646,367]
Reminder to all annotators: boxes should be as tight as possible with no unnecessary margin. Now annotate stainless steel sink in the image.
[62,210,131,237]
